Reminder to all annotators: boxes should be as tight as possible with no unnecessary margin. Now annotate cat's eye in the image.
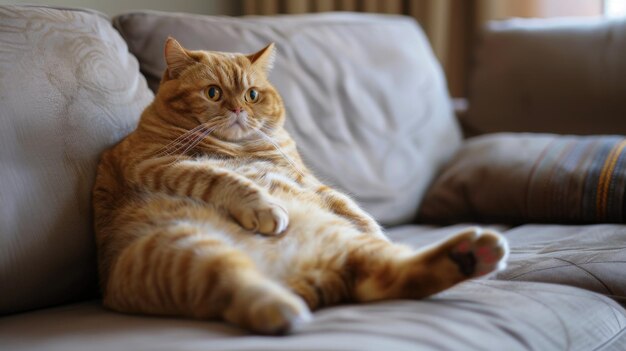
[245,88,259,103]
[206,85,222,101]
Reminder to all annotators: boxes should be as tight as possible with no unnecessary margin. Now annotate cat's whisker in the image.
[161,132,206,157]
[164,126,219,166]
[179,126,217,157]
[157,120,224,157]
[165,123,207,147]
[156,123,210,157]
[255,130,305,177]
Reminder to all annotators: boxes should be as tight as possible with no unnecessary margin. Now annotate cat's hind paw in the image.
[448,227,509,278]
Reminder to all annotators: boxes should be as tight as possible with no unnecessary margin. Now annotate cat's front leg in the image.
[126,157,289,235]
[316,186,386,240]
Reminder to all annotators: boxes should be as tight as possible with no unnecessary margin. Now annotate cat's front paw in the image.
[231,197,289,235]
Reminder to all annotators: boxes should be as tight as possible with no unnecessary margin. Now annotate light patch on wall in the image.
[606,0,626,17]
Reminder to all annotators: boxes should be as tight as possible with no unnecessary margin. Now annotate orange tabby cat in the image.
[93,37,509,335]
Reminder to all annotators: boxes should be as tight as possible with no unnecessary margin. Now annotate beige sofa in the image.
[1,5,625,350]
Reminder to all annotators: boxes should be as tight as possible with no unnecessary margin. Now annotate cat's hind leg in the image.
[351,227,509,302]
[285,227,506,310]
[102,222,310,335]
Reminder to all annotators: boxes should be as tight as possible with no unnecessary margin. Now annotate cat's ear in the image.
[164,37,196,79]
[246,43,276,73]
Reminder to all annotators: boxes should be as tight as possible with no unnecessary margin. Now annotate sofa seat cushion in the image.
[387,224,626,302]
[0,5,153,315]
[495,224,626,304]
[1,280,624,351]
[113,11,462,226]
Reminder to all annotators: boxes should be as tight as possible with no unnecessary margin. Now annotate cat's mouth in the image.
[218,111,255,140]
[228,119,245,129]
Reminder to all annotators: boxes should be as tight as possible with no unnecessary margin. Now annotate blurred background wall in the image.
[2,0,621,97]
[240,0,607,97]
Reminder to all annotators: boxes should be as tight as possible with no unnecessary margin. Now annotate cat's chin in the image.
[216,124,256,142]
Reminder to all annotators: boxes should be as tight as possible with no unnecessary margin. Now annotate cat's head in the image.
[156,37,284,142]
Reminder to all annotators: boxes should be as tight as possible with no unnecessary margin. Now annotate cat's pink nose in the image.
[230,107,242,115]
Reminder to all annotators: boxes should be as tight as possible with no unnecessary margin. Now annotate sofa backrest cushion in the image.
[0,6,153,314]
[113,11,461,226]
[466,17,626,135]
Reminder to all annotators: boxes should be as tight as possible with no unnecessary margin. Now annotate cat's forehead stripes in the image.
[197,53,255,89]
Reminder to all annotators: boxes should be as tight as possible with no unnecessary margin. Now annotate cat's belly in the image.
[235,194,363,280]
[118,191,362,281]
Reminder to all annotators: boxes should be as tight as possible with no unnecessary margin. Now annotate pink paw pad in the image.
[448,228,509,278]
[456,241,471,253]
[476,247,499,264]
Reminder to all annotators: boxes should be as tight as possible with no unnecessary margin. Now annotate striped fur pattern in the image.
[93,38,509,334]
[527,136,626,222]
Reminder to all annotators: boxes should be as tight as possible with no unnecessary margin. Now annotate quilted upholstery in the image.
[0,5,153,314]
[497,224,626,303]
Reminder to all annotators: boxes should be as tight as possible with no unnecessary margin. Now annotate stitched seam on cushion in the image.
[484,282,626,334]
[506,266,573,280]
[504,261,626,281]
[539,247,626,254]
[476,282,626,333]
[506,269,624,328]
[540,289,624,331]
[592,326,626,351]
[580,292,624,331]
[550,257,615,295]
[472,282,571,350]
[490,283,619,304]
